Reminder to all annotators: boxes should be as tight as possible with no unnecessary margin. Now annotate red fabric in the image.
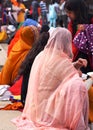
[68,21,79,59]
[8,76,23,95]
[91,17,93,24]
[30,6,33,15]
[68,21,73,37]
[7,26,24,56]
[38,7,41,16]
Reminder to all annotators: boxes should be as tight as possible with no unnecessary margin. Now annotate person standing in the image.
[40,0,48,25]
[0,0,3,31]
[31,0,39,21]
[60,0,68,28]
[65,0,93,73]
[16,0,26,24]
[48,0,58,27]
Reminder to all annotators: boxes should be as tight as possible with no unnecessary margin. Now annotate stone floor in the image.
[0,109,21,130]
[0,43,8,70]
[0,101,21,130]
[0,43,21,130]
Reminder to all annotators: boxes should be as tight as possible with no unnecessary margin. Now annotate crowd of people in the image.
[31,0,68,27]
[0,0,93,129]
[0,0,68,30]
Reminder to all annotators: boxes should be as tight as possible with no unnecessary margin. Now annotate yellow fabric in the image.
[0,26,38,85]
[20,26,35,46]
[0,31,8,42]
[88,86,93,122]
[17,3,26,23]
[13,95,21,100]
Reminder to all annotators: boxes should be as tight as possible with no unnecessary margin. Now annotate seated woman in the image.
[13,27,89,130]
[7,18,41,56]
[0,25,39,85]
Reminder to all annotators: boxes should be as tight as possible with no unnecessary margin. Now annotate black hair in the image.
[40,24,50,33]
[0,0,2,4]
[51,0,55,4]
[17,0,21,3]
[64,0,92,35]
[18,32,49,77]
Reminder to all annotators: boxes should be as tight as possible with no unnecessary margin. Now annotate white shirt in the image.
[60,1,66,15]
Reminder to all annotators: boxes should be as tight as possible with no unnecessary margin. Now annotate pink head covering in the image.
[46,27,73,59]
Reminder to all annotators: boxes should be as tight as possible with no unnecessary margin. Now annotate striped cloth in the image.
[39,1,47,13]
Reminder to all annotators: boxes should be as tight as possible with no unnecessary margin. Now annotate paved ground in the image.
[0,43,8,70]
[0,43,21,130]
[0,109,21,130]
[0,102,21,130]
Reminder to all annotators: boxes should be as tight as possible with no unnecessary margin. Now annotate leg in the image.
[49,18,53,28]
[53,18,56,28]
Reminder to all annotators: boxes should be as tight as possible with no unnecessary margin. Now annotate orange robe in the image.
[7,26,24,56]
[0,26,38,85]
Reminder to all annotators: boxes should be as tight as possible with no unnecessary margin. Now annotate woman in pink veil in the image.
[13,27,89,130]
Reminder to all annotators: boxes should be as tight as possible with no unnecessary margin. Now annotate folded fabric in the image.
[0,31,8,42]
[8,76,23,95]
[10,95,21,103]
[7,25,16,32]
[0,90,12,101]
[0,85,10,96]
[0,102,23,110]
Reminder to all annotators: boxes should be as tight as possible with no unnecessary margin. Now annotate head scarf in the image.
[20,25,39,46]
[23,18,38,27]
[46,27,73,59]
[11,25,39,52]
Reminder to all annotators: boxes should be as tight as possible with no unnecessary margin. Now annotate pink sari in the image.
[13,27,89,130]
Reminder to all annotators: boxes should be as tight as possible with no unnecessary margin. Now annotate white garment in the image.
[85,78,93,90]
[12,5,20,21]
[0,85,12,101]
[60,1,66,15]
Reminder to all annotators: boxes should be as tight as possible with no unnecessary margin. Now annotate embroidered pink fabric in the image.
[12,27,89,130]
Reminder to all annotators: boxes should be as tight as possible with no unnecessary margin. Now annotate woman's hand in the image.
[73,58,87,70]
